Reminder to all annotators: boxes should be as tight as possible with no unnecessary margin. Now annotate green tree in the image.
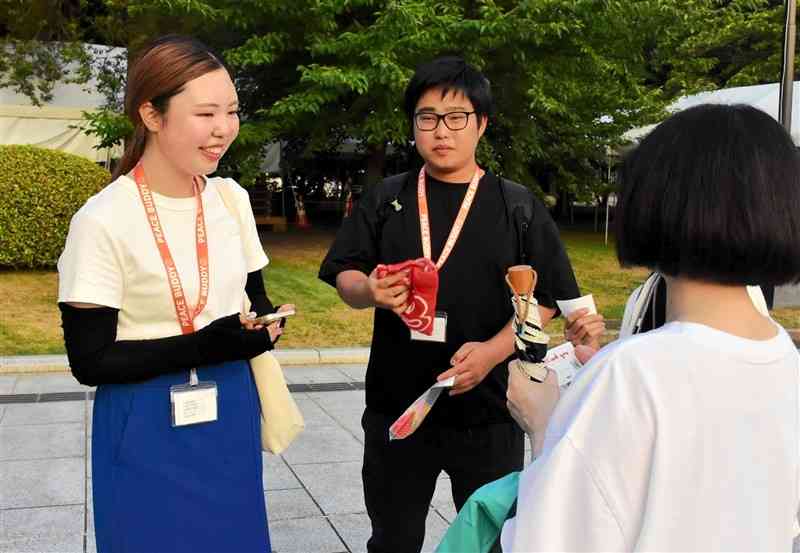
[2,0,792,208]
[221,0,682,199]
[0,0,94,105]
[655,0,790,93]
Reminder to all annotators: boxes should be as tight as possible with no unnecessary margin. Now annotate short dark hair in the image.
[616,103,800,286]
[404,56,493,122]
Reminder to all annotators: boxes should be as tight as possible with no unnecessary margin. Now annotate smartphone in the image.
[252,308,296,325]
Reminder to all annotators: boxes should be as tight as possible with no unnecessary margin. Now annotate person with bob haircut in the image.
[57,35,291,552]
[319,56,601,553]
[502,103,800,551]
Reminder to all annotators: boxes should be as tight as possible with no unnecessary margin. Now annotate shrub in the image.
[0,145,110,268]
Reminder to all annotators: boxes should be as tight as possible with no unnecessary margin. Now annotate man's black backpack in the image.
[372,171,536,265]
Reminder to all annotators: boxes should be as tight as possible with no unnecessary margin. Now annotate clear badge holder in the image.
[170,368,218,427]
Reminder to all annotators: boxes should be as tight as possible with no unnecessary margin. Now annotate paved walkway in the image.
[0,365,531,553]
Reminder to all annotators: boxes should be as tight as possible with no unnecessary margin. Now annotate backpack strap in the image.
[214,180,256,313]
[372,171,412,246]
[371,172,535,265]
[639,274,667,333]
[216,179,241,227]
[619,272,663,337]
[498,176,535,265]
[374,172,410,221]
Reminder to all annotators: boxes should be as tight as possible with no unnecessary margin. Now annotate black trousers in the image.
[361,408,524,553]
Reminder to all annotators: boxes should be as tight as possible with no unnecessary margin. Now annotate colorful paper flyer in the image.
[389,377,455,440]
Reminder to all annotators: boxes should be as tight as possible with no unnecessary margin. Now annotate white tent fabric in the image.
[624,81,800,144]
[0,44,125,162]
[0,104,119,163]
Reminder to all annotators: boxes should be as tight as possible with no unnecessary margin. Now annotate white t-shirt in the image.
[58,175,268,340]
[502,321,800,551]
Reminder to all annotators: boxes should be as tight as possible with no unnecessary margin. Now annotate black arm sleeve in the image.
[526,202,580,314]
[245,269,275,315]
[59,304,271,387]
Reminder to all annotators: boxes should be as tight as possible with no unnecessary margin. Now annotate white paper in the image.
[544,342,582,388]
[433,376,456,388]
[556,294,597,318]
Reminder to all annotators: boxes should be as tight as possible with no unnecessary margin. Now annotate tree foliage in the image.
[657,0,787,93]
[0,0,794,203]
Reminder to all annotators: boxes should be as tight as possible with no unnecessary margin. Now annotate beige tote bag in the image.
[216,180,305,454]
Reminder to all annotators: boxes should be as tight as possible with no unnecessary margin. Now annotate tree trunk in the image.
[61,0,81,20]
[365,143,387,188]
[560,190,570,220]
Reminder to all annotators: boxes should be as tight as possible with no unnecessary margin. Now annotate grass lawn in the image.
[2,228,798,355]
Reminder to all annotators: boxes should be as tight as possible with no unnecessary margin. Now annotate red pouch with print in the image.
[376,257,438,335]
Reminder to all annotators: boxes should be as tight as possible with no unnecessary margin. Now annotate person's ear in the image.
[477,114,488,138]
[139,102,163,133]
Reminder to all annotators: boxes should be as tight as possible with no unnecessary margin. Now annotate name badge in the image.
[410,311,447,343]
[170,381,218,427]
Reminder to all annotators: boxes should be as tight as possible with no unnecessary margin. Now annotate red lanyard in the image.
[133,163,209,335]
[417,165,483,270]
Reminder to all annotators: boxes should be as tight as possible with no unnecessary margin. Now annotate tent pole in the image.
[770,0,796,311]
[605,150,612,246]
[780,0,796,132]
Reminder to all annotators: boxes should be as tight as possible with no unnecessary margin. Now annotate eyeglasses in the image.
[414,111,476,131]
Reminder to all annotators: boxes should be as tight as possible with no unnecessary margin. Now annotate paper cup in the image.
[556,294,597,318]
[506,265,536,296]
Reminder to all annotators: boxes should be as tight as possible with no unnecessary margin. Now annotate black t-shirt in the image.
[319,171,579,427]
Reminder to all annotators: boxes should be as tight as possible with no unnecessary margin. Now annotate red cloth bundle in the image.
[376,257,439,335]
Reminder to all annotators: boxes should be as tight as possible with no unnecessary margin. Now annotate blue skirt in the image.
[92,360,270,553]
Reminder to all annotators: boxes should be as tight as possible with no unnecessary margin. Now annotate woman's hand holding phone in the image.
[240,304,296,343]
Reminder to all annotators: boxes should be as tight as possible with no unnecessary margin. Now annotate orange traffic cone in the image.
[343,191,353,219]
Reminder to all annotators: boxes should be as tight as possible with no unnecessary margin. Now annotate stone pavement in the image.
[0,365,531,553]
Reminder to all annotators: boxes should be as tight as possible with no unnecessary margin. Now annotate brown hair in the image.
[112,35,230,180]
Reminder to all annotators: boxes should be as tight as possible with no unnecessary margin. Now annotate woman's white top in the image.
[58,175,268,340]
[502,321,800,551]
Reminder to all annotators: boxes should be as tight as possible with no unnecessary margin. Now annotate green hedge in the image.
[0,145,110,268]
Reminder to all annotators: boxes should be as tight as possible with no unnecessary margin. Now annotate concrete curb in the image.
[0,348,371,375]
[0,330,618,375]
[4,325,800,375]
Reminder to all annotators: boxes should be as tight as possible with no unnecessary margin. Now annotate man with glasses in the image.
[319,56,584,553]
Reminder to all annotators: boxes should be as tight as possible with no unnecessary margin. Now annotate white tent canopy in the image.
[0,44,125,162]
[624,81,800,144]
